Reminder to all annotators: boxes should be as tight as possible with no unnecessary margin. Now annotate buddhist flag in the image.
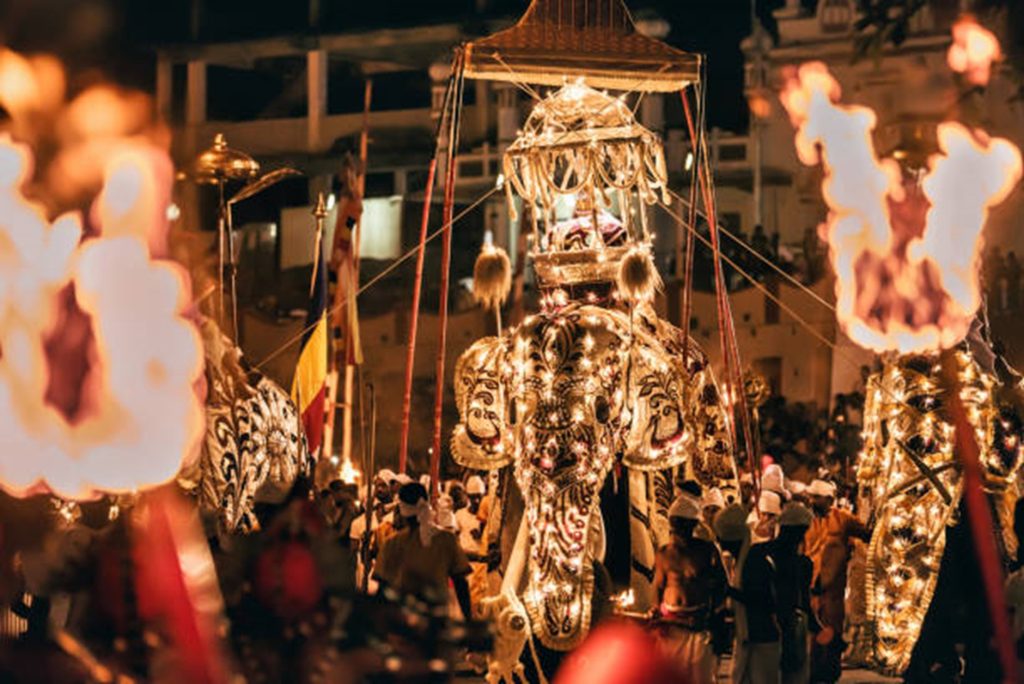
[292,244,328,457]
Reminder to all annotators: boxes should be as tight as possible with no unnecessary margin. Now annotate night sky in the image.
[0,0,765,133]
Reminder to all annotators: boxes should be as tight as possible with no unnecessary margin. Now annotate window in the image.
[820,0,853,33]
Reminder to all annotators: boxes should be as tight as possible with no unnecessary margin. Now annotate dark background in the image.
[0,0,781,133]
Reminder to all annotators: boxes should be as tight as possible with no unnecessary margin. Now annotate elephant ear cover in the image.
[452,336,513,471]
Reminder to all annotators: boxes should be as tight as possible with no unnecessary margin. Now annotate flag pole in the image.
[325,79,372,472]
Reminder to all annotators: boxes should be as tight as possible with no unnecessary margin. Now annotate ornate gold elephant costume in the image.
[858,345,1022,673]
[452,82,737,651]
[452,301,734,650]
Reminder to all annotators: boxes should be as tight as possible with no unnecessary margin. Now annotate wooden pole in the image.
[397,61,459,475]
[327,78,372,468]
[428,55,464,499]
[397,159,437,474]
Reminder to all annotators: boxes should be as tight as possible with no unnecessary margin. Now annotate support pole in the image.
[682,87,758,488]
[397,159,436,474]
[940,350,1016,683]
[428,54,465,499]
[397,60,459,474]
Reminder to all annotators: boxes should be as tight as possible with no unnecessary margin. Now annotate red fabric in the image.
[301,384,326,455]
[555,622,690,684]
[254,541,323,620]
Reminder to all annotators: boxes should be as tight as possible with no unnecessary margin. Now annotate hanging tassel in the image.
[617,244,662,303]
[472,244,512,311]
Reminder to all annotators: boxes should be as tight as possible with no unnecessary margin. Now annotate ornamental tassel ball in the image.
[616,244,662,303]
[473,243,512,331]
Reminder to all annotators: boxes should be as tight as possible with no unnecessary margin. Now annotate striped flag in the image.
[330,182,364,367]
[291,241,329,458]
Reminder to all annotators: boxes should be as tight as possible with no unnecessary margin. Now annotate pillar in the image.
[307,49,328,152]
[185,59,206,126]
[156,57,173,122]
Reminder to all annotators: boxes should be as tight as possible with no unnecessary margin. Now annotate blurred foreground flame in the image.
[948,16,1002,87]
[780,62,1021,354]
[0,136,203,499]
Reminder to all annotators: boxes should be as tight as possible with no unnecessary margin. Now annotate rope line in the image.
[666,186,836,314]
[252,184,501,370]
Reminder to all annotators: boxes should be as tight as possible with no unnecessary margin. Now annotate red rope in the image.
[680,89,759,489]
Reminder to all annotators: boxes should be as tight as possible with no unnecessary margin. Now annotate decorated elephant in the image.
[452,298,735,650]
[858,339,1023,673]
[179,319,310,534]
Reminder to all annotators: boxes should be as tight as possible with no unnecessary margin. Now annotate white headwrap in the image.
[465,474,486,495]
[762,463,790,500]
[779,502,813,527]
[758,490,782,516]
[806,479,837,498]
[702,487,726,510]
[398,497,441,546]
[668,495,702,521]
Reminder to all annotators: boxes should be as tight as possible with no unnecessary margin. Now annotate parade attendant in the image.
[374,483,472,617]
[650,495,727,684]
[465,473,492,528]
[698,487,725,542]
[452,482,483,554]
[751,490,782,543]
[718,502,781,684]
[774,504,818,684]
[803,479,870,683]
[1003,498,1024,670]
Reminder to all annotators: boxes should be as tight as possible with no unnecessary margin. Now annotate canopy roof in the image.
[463,0,701,92]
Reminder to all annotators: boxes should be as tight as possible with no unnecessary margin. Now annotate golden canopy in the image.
[463,0,700,92]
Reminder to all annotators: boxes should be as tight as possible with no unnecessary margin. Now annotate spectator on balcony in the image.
[1007,251,1021,310]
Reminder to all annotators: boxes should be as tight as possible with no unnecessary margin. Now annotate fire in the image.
[0,136,204,499]
[780,62,1022,354]
[948,17,1001,87]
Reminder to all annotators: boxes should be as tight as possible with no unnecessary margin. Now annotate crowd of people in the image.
[984,246,1024,313]
[668,223,828,293]
[648,466,869,684]
[323,460,875,684]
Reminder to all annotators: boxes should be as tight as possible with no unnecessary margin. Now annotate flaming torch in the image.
[781,32,1022,678]
[0,137,204,499]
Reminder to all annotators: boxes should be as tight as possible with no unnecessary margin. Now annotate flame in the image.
[948,17,1001,87]
[0,136,204,499]
[780,62,1022,354]
[339,458,361,485]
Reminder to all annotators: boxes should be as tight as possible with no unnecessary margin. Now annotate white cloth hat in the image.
[377,468,397,484]
[806,479,837,498]
[779,502,813,527]
[394,473,414,486]
[758,490,782,516]
[714,504,751,542]
[702,487,725,510]
[762,464,790,499]
[668,495,702,521]
[434,495,457,531]
[465,475,486,495]
[787,479,807,496]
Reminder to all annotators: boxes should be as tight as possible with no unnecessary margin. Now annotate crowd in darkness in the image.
[757,391,866,485]
[669,222,829,292]
[984,246,1024,312]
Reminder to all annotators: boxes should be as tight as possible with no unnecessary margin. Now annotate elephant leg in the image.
[628,468,657,611]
